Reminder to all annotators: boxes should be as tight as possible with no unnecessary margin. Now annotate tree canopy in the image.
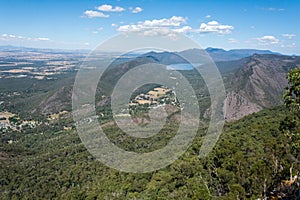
[284,67,300,114]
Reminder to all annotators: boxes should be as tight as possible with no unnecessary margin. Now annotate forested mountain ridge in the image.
[29,51,299,122]
[0,47,299,199]
[43,54,300,124]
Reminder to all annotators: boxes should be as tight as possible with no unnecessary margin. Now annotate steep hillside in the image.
[1,106,298,199]
[37,85,73,114]
[225,54,300,120]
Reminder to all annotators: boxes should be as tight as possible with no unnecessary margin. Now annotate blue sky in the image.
[0,0,299,54]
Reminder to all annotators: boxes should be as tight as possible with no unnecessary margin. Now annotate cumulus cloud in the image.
[117,16,187,32]
[131,7,143,13]
[205,15,211,19]
[117,17,234,38]
[84,10,109,18]
[282,33,296,39]
[173,26,192,33]
[256,35,279,45]
[194,20,234,34]
[97,4,125,12]
[143,16,186,27]
[117,16,188,37]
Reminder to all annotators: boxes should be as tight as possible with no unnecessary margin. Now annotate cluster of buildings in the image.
[0,111,38,133]
[129,86,177,107]
[130,87,172,106]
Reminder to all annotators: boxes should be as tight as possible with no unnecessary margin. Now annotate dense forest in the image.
[1,106,299,199]
[0,56,299,199]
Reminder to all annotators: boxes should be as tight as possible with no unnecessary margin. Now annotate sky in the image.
[0,0,299,54]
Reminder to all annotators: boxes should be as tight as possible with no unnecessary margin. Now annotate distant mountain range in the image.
[134,49,298,120]
[0,45,281,61]
[205,47,281,61]
[139,47,281,65]
[39,49,298,120]
[1,45,297,121]
[0,45,90,53]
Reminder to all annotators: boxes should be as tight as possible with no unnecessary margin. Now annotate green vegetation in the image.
[281,68,300,153]
[1,53,299,199]
[0,73,76,119]
[281,67,300,165]
[283,67,300,113]
[1,106,299,199]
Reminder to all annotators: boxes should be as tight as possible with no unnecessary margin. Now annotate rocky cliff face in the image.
[225,54,299,121]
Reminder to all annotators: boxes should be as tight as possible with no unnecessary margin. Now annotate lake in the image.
[166,63,202,70]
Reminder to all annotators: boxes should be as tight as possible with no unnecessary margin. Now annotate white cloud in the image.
[173,26,192,33]
[256,35,279,45]
[282,34,296,39]
[131,7,143,13]
[35,37,50,41]
[111,23,117,27]
[260,7,285,12]
[117,16,187,32]
[117,24,143,33]
[1,33,50,42]
[265,7,285,11]
[143,28,175,37]
[97,4,125,12]
[1,34,15,39]
[84,10,109,18]
[117,16,188,38]
[143,16,186,27]
[228,38,239,43]
[117,17,234,39]
[194,20,234,34]
[1,34,25,40]
[205,15,211,19]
